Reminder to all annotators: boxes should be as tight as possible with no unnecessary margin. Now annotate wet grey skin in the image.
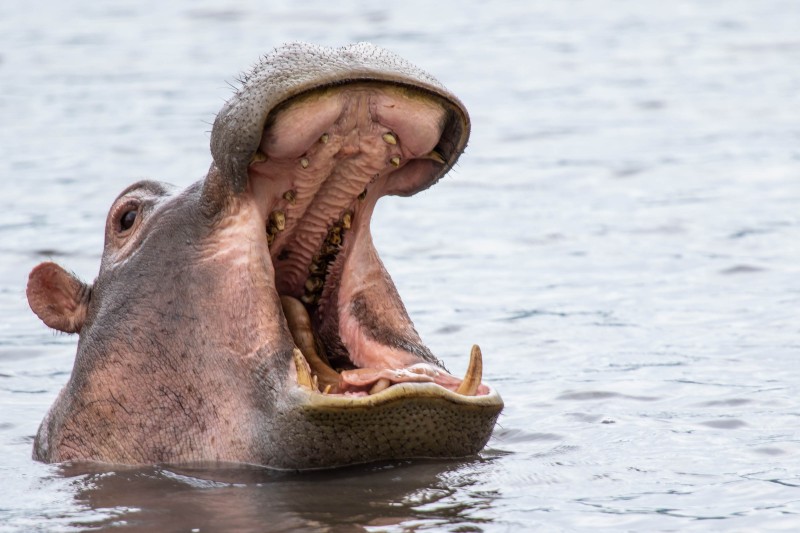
[26,42,503,470]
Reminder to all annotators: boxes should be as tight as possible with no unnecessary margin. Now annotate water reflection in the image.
[61,457,501,531]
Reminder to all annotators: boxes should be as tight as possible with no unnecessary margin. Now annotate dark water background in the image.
[2,1,799,531]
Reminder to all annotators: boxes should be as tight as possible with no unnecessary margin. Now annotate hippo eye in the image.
[120,209,138,231]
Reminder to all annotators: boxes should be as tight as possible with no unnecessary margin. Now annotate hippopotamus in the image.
[26,42,503,470]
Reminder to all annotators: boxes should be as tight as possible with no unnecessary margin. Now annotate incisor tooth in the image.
[292,348,314,390]
[390,156,401,167]
[382,132,397,145]
[369,378,391,395]
[300,158,309,169]
[283,190,296,204]
[341,211,352,230]
[455,344,483,396]
[320,133,329,144]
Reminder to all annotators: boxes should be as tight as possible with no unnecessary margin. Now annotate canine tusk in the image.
[292,348,315,390]
[281,296,341,391]
[455,344,483,396]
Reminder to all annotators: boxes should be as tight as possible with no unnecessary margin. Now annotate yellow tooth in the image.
[300,158,309,169]
[382,132,397,145]
[292,348,314,390]
[341,211,352,230]
[390,156,401,167]
[320,133,329,144]
[304,276,323,293]
[281,296,341,390]
[249,151,268,165]
[456,344,483,396]
[283,190,296,204]
[323,384,332,395]
[270,211,286,231]
[369,378,392,395]
[425,150,446,164]
[300,293,318,305]
[308,261,325,275]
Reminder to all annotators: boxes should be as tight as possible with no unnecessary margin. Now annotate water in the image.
[2,0,800,530]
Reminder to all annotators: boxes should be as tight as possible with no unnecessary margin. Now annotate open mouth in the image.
[245,82,490,400]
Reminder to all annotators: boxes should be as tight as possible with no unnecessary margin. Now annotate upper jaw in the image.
[203,42,496,405]
[206,42,470,202]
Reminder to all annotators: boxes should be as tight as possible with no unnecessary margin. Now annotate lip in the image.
[295,381,504,410]
[275,381,504,470]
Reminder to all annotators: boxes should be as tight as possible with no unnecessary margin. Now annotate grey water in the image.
[2,0,799,531]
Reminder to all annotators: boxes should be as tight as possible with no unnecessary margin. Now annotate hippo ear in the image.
[27,262,92,334]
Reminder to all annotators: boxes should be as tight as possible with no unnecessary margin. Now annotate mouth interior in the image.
[246,82,488,398]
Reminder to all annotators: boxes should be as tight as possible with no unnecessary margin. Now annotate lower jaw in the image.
[266,382,503,470]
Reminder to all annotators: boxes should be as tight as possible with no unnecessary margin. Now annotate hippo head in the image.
[27,43,503,470]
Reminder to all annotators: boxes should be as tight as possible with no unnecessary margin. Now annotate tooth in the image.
[320,133,329,144]
[270,211,286,231]
[300,293,318,305]
[282,296,341,389]
[308,261,325,275]
[358,189,367,201]
[300,158,309,169]
[304,276,323,293]
[425,150,446,164]
[369,378,391,395]
[382,132,397,145]
[249,151,267,164]
[320,243,338,257]
[390,156,401,167]
[292,348,314,390]
[323,384,332,395]
[341,211,352,230]
[456,344,483,396]
[283,190,296,204]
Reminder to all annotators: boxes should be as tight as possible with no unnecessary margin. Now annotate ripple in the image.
[557,391,659,402]
[751,447,786,456]
[719,265,766,275]
[699,419,748,429]
[494,428,564,444]
[695,398,753,407]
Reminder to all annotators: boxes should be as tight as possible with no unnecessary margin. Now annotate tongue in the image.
[339,363,464,396]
